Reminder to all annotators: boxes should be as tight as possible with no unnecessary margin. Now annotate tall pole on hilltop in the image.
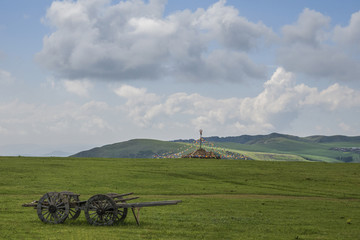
[199,129,203,149]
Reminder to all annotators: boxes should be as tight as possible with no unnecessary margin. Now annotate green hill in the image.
[208,134,360,162]
[72,139,187,158]
[71,133,360,162]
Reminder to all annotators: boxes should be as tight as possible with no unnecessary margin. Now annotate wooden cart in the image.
[22,191,181,226]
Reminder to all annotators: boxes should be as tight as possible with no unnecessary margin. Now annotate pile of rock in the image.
[182,148,220,159]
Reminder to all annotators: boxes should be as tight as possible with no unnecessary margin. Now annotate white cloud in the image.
[115,67,360,135]
[282,8,330,47]
[0,69,14,84]
[339,122,351,132]
[1,68,359,146]
[114,84,161,127]
[278,8,360,81]
[37,0,272,83]
[63,79,93,96]
[0,125,8,134]
[334,11,360,49]
[195,0,276,51]
[37,1,360,83]
[0,100,113,144]
[303,83,360,110]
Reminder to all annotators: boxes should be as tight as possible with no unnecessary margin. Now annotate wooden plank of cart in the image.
[22,191,182,226]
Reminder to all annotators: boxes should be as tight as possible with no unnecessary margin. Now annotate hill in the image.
[175,133,360,145]
[72,139,187,158]
[71,133,360,162]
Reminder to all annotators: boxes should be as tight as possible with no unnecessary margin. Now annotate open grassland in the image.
[1,156,360,239]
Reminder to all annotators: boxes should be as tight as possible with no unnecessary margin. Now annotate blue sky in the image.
[1,0,360,156]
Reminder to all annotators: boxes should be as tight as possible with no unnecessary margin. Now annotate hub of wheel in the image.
[96,208,105,216]
[49,205,57,213]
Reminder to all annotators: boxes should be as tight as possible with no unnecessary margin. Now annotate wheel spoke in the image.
[69,209,76,216]
[91,214,99,223]
[49,195,55,205]
[57,211,63,219]
[93,201,101,209]
[49,213,54,222]
[46,193,52,204]
[103,202,109,209]
[44,212,51,220]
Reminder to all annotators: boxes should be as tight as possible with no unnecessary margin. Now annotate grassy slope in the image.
[71,134,360,162]
[1,156,360,239]
[72,139,187,158]
[214,137,360,162]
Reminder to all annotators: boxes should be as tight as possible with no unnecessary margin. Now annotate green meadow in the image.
[1,156,360,239]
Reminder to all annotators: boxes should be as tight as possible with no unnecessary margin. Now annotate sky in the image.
[1,0,360,156]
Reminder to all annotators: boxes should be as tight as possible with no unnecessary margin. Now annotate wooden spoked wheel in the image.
[85,194,118,226]
[60,191,81,220]
[37,192,70,224]
[114,203,128,224]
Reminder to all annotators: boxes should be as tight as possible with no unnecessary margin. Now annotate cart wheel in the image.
[60,191,81,220]
[85,194,118,226]
[114,198,128,224]
[114,207,128,224]
[37,192,69,224]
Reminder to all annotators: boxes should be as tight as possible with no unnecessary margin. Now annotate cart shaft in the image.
[117,200,182,208]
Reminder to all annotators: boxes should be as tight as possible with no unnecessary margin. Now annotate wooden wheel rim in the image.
[37,192,69,224]
[85,194,118,226]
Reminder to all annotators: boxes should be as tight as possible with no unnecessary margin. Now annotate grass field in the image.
[1,156,360,239]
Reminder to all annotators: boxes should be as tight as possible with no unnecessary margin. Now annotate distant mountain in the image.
[304,135,360,143]
[0,143,92,157]
[174,133,304,144]
[71,133,360,163]
[174,133,360,145]
[43,151,72,157]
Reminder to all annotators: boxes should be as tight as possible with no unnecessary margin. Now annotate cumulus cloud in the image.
[1,68,359,144]
[37,1,360,84]
[195,0,276,51]
[114,84,162,126]
[115,67,360,134]
[0,69,14,84]
[302,83,360,110]
[278,8,360,81]
[334,11,360,49]
[0,100,113,144]
[37,0,273,82]
[282,8,330,47]
[62,79,93,96]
